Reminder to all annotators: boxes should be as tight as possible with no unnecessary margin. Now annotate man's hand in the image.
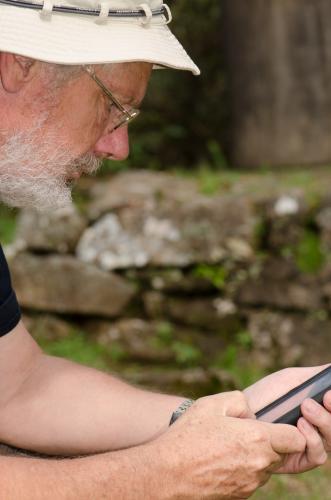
[301,392,331,453]
[152,391,305,499]
[0,391,305,500]
[245,365,331,474]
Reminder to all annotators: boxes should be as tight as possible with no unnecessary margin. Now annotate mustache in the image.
[69,152,103,176]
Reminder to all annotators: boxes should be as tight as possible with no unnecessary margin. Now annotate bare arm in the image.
[0,444,164,500]
[0,393,305,500]
[0,321,184,455]
[0,324,313,496]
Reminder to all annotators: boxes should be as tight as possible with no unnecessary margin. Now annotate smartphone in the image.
[255,366,331,425]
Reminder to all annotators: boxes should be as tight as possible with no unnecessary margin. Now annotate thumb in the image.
[264,423,306,454]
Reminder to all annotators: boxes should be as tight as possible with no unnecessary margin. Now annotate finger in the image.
[323,391,331,412]
[263,422,306,454]
[301,398,331,449]
[297,418,327,466]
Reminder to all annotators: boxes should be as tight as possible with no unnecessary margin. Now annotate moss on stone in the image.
[295,230,326,274]
[193,264,229,289]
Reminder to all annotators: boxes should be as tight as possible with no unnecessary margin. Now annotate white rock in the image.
[274,196,300,216]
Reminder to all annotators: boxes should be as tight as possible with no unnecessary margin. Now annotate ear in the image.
[0,52,37,93]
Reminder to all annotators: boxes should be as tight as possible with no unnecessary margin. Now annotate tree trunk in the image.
[223,0,331,167]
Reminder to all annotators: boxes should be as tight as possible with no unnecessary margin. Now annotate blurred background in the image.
[2,1,331,495]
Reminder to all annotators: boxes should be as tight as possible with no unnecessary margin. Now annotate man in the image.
[0,0,330,498]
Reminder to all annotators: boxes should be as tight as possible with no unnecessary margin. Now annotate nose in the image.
[93,126,130,160]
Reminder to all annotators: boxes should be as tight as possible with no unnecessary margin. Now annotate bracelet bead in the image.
[169,399,195,426]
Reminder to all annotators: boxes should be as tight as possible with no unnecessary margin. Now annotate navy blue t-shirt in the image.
[0,245,21,336]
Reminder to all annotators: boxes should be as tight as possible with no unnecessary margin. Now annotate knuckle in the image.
[233,390,248,407]
[253,454,272,472]
[251,426,267,444]
[315,452,328,466]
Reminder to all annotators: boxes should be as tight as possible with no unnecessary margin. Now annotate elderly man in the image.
[0,0,331,498]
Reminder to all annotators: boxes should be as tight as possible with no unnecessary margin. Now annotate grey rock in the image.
[259,193,309,250]
[22,314,74,342]
[248,311,303,368]
[247,311,331,368]
[273,196,301,217]
[144,292,240,332]
[10,253,135,317]
[235,258,322,311]
[120,366,237,398]
[125,268,216,294]
[87,170,199,220]
[78,171,256,270]
[316,206,331,252]
[86,317,230,365]
[16,206,87,254]
[77,213,150,270]
[87,319,175,363]
[259,192,308,220]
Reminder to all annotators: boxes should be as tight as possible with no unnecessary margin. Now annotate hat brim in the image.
[0,6,200,75]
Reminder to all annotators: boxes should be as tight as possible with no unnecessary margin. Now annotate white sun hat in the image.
[0,0,200,74]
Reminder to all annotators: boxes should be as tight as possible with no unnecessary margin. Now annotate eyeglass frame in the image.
[83,65,140,132]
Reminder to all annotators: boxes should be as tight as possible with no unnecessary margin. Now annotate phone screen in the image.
[256,366,331,424]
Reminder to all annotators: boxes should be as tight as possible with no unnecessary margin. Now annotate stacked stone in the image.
[6,170,331,396]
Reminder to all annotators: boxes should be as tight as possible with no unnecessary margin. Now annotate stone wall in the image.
[6,169,331,397]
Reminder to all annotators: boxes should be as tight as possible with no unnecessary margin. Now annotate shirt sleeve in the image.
[0,245,21,337]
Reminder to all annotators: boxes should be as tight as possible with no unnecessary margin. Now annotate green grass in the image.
[253,463,331,499]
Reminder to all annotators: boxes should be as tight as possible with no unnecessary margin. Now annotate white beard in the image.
[0,120,102,212]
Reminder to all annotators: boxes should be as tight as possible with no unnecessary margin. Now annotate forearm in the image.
[0,351,184,456]
[0,442,169,500]
[0,321,184,456]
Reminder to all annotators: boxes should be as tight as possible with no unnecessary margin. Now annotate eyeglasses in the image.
[83,65,140,132]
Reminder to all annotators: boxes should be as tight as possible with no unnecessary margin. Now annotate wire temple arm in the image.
[0,0,170,19]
